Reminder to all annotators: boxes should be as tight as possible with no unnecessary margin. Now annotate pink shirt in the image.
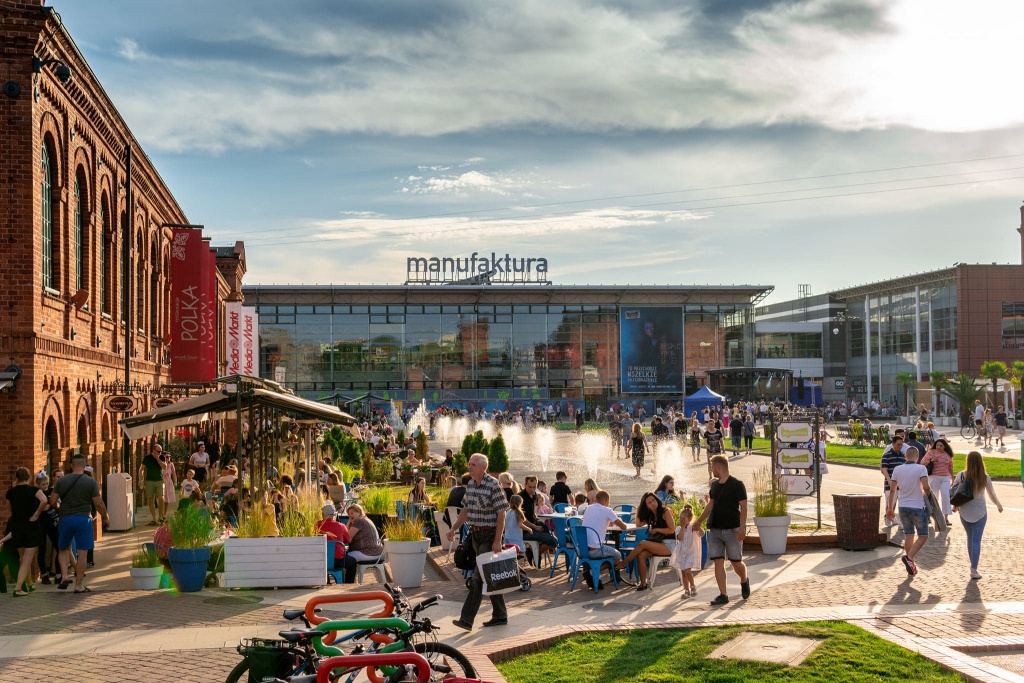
[921,449,952,477]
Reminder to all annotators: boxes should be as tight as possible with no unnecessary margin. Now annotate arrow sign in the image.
[781,475,814,495]
[778,448,813,469]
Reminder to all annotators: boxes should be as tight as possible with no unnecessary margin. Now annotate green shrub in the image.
[166,504,216,549]
[360,485,395,516]
[415,431,429,461]
[460,433,474,458]
[397,430,405,447]
[488,433,508,473]
[753,465,788,517]
[131,546,161,568]
[453,451,468,476]
[383,517,426,542]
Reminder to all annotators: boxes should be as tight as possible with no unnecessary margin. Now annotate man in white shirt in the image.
[581,490,628,563]
[885,447,932,576]
[973,400,985,432]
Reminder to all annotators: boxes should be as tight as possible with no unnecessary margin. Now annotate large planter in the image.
[224,536,327,589]
[168,546,212,593]
[130,566,164,590]
[753,515,791,555]
[434,511,453,550]
[383,539,430,589]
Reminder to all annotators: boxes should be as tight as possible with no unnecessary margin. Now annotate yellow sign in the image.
[778,422,813,442]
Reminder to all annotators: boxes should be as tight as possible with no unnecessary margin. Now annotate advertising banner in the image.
[619,306,684,394]
[203,242,218,381]
[241,306,259,377]
[170,228,215,383]
[225,301,243,376]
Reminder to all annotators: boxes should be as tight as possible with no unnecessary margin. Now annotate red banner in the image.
[170,228,216,383]
[204,242,218,380]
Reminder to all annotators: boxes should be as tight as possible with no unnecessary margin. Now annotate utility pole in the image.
[122,143,133,478]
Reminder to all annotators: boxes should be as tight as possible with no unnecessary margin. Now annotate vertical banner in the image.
[241,306,259,377]
[170,227,213,383]
[225,301,243,376]
[202,243,218,381]
[619,306,684,394]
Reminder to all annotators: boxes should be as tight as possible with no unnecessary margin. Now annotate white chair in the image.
[357,551,388,584]
[524,540,548,569]
[647,555,676,589]
[444,507,463,562]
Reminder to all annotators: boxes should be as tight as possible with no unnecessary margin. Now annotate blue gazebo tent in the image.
[684,386,726,422]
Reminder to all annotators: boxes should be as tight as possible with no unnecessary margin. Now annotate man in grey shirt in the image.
[50,454,108,593]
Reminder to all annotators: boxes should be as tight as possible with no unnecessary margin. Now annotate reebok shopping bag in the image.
[475,547,521,596]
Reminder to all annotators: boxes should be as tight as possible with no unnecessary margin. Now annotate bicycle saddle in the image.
[282,608,321,621]
[278,628,325,643]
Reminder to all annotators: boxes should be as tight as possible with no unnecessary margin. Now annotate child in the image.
[536,492,552,516]
[181,469,200,498]
[503,495,530,552]
[669,504,703,597]
[574,492,588,514]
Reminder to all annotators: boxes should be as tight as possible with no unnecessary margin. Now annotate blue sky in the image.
[57,0,1024,303]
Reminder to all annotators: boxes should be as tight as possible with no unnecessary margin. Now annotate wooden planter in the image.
[224,536,327,589]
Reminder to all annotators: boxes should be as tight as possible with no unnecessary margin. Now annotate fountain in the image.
[388,400,406,434]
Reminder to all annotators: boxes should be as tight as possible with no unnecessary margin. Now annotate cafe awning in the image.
[118,387,359,440]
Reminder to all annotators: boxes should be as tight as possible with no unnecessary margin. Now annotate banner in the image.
[203,242,218,381]
[242,306,259,377]
[170,227,215,383]
[225,301,243,376]
[619,306,684,394]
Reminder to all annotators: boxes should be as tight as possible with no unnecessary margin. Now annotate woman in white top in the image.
[953,451,1003,580]
[189,443,211,492]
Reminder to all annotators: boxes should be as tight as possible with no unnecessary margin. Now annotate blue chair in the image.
[612,504,635,523]
[326,540,345,585]
[548,518,576,578]
[554,503,568,513]
[568,525,619,594]
[350,477,361,488]
[395,500,406,521]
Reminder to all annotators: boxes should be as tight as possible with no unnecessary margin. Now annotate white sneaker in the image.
[970,570,982,580]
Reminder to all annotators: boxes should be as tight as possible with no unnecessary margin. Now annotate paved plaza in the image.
[2,431,1022,683]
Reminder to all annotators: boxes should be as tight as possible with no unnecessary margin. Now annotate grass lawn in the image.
[496,622,961,683]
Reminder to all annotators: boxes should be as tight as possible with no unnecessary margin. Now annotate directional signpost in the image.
[781,474,814,495]
[778,448,813,469]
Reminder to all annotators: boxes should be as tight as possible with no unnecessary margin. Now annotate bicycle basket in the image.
[237,638,302,683]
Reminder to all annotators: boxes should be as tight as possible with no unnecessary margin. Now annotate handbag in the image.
[949,473,974,507]
[453,538,477,571]
[475,547,521,596]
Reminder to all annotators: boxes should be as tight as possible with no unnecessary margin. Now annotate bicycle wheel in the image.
[414,641,477,681]
[223,659,248,683]
[960,424,974,439]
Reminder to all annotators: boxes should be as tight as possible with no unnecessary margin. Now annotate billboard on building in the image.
[170,227,216,383]
[227,302,260,377]
[619,306,684,394]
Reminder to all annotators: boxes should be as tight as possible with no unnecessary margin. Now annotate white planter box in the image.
[754,515,791,555]
[224,536,327,589]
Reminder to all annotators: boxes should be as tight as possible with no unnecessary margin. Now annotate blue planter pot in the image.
[700,535,708,570]
[168,546,211,592]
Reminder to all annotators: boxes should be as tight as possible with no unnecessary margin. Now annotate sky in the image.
[56,0,1024,304]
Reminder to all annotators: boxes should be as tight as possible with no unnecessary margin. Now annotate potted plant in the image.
[224,486,327,589]
[361,485,394,536]
[400,462,414,483]
[752,466,790,555]
[166,503,216,592]
[382,517,430,588]
[129,546,164,590]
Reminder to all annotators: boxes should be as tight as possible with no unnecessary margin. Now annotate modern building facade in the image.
[242,284,772,412]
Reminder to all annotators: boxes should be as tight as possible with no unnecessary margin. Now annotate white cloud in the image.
[115,37,146,61]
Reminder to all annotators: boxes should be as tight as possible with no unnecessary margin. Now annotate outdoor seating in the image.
[612,504,635,523]
[356,552,387,584]
[620,527,649,581]
[325,541,345,585]
[568,525,618,594]
[646,554,676,589]
[548,517,576,578]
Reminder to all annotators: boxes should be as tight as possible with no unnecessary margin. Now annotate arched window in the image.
[73,177,83,292]
[41,145,54,290]
[99,197,109,315]
[136,229,145,332]
[150,236,159,334]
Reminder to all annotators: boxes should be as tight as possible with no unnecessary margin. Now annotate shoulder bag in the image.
[949,472,974,507]
[453,537,477,571]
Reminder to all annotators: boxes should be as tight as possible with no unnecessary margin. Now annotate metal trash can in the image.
[833,493,880,551]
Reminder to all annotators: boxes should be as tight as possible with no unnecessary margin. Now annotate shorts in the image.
[707,527,743,562]
[731,436,741,449]
[9,522,41,549]
[899,507,929,537]
[57,515,95,551]
[997,426,1007,437]
[144,479,164,499]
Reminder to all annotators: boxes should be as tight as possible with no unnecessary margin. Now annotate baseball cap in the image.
[322,503,336,517]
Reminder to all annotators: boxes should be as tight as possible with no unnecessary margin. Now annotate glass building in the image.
[242,284,772,411]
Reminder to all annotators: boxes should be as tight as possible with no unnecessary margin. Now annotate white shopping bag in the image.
[475,547,521,596]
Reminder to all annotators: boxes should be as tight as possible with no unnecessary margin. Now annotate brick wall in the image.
[956,265,1024,376]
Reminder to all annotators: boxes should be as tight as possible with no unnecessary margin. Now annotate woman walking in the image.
[921,438,954,525]
[689,414,702,463]
[954,451,1003,579]
[5,468,48,596]
[159,452,177,521]
[629,423,649,478]
[189,442,211,492]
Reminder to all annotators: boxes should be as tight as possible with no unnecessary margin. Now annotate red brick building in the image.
[0,1,246,511]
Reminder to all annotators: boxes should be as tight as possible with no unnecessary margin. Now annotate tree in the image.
[487,434,508,474]
[979,361,1008,408]
[1009,361,1024,415]
[928,371,950,415]
[942,374,986,423]
[415,431,429,462]
[895,372,915,416]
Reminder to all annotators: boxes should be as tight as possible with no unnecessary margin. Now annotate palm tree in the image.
[1009,361,1024,417]
[942,374,986,425]
[929,371,950,417]
[979,361,1008,408]
[895,372,915,416]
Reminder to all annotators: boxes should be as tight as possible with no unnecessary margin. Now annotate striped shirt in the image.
[463,474,509,528]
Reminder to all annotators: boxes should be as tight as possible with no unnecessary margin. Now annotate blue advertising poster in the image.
[619,306,684,394]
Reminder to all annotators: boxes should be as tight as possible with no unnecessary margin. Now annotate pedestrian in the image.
[693,454,750,606]
[160,450,177,520]
[921,438,954,525]
[50,454,109,592]
[629,423,649,478]
[689,413,702,463]
[885,447,931,576]
[954,451,1004,580]
[5,467,48,596]
[34,472,61,584]
[743,413,755,454]
[448,453,510,631]
[139,443,165,525]
[670,504,702,597]
[879,435,907,528]
[189,442,211,492]
[993,406,1008,448]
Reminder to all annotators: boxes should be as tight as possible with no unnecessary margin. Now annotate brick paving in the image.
[0,648,241,683]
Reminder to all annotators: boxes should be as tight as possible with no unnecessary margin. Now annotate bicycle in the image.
[224,591,476,683]
[960,421,978,440]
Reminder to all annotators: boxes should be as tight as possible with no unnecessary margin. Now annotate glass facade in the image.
[755,332,822,359]
[245,287,765,402]
[1003,302,1024,350]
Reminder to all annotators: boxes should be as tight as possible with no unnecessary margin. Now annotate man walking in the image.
[139,443,165,525]
[879,434,906,527]
[50,454,108,592]
[994,405,1008,448]
[447,454,509,631]
[694,454,750,606]
[885,447,931,575]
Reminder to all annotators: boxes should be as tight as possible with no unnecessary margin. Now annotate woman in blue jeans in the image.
[953,451,1003,580]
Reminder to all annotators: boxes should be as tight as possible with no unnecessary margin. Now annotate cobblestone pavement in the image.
[0,649,241,683]
[976,652,1024,677]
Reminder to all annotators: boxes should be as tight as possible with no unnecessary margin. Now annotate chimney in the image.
[1019,202,1024,265]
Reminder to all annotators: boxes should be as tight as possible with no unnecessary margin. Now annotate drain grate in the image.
[204,595,265,606]
[583,602,642,612]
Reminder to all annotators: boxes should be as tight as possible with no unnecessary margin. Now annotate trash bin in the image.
[833,493,880,551]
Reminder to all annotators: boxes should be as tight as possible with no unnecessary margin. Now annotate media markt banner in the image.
[225,303,260,378]
[619,306,684,394]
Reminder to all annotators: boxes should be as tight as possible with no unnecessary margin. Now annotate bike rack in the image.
[304,590,395,645]
[316,652,431,683]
